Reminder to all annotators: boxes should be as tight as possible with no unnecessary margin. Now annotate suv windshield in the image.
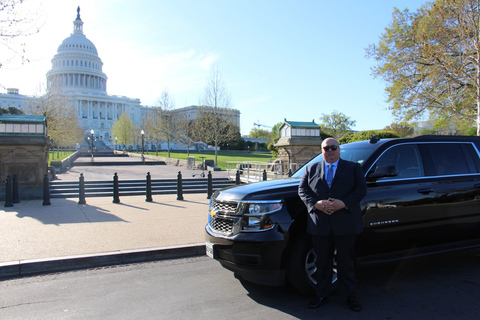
[291,140,385,178]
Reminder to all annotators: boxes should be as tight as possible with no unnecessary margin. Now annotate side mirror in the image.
[367,165,398,181]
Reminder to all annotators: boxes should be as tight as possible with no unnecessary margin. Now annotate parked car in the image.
[205,135,480,295]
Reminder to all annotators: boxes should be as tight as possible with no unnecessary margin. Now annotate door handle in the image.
[417,188,434,194]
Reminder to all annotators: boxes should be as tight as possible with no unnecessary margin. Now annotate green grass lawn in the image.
[48,151,75,166]
[144,151,273,170]
[48,150,274,171]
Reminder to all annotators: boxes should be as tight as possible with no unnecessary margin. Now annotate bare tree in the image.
[198,65,232,165]
[0,0,43,83]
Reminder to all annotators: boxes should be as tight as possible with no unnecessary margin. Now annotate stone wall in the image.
[0,136,50,200]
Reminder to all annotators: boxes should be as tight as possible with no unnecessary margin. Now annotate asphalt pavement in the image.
[0,156,226,278]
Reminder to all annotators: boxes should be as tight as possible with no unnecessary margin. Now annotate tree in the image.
[249,128,271,140]
[339,130,399,144]
[320,110,356,138]
[366,0,480,135]
[0,0,42,78]
[111,112,136,148]
[156,89,176,157]
[198,65,233,165]
[384,122,415,137]
[0,106,24,114]
[26,88,84,148]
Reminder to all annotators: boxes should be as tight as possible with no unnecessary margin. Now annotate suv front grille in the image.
[210,215,234,233]
[209,199,241,235]
[211,199,238,214]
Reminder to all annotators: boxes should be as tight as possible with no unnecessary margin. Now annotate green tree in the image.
[249,128,270,139]
[267,122,283,158]
[320,110,356,138]
[366,0,480,134]
[384,122,415,137]
[339,130,399,144]
[111,112,136,148]
[26,89,83,148]
[0,106,24,114]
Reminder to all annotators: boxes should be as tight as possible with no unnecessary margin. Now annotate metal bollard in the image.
[235,170,241,185]
[42,174,51,206]
[78,173,86,204]
[207,171,213,199]
[13,174,20,203]
[177,171,184,200]
[262,169,267,181]
[113,172,120,203]
[146,172,153,202]
[4,175,13,207]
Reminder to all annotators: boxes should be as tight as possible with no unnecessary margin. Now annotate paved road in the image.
[2,249,480,320]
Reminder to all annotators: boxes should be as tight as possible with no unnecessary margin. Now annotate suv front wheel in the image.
[287,233,337,296]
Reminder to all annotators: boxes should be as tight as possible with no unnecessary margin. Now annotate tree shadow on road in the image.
[13,198,127,225]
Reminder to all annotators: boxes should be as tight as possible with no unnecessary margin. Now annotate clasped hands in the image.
[315,198,345,215]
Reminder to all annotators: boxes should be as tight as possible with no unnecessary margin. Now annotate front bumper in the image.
[205,224,288,286]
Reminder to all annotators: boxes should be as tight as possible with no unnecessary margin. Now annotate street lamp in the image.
[90,129,95,162]
[141,130,145,164]
[115,137,117,151]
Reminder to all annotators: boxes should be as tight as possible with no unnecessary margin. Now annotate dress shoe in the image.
[347,296,362,312]
[308,297,329,309]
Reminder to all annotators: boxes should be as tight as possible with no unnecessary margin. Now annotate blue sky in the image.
[1,0,426,135]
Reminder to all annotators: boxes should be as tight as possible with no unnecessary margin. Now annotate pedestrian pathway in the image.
[0,193,210,277]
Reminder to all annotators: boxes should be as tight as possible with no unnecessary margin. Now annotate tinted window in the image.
[420,143,470,176]
[292,141,381,178]
[373,144,424,180]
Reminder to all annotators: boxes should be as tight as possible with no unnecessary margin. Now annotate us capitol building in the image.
[0,8,240,149]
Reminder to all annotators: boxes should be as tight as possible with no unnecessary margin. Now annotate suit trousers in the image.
[311,233,357,298]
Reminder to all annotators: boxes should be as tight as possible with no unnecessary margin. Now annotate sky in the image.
[0,0,427,135]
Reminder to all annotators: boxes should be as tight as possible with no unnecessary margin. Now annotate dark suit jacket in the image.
[298,158,367,236]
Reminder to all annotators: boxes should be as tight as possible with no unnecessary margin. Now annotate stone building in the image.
[274,119,322,165]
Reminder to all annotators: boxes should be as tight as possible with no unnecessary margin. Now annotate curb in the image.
[0,243,206,279]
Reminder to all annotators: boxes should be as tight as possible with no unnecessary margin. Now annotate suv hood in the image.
[213,178,301,202]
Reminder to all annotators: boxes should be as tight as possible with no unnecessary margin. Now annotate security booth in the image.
[0,115,51,200]
[274,119,323,166]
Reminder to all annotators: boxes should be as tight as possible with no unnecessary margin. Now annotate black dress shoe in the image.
[308,297,329,309]
[347,296,362,312]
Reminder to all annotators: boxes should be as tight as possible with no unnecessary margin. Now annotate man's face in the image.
[322,138,340,164]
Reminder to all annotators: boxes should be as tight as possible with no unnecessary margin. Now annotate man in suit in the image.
[298,137,367,312]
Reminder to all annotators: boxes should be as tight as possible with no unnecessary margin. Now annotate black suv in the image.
[205,135,480,295]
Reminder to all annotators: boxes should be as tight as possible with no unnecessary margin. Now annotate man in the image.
[298,137,367,312]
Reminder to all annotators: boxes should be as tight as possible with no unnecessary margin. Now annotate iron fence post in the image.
[113,172,120,203]
[78,173,86,204]
[177,171,184,200]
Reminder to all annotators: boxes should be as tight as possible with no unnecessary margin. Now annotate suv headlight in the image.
[240,201,283,231]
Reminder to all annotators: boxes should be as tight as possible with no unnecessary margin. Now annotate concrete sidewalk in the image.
[0,193,210,278]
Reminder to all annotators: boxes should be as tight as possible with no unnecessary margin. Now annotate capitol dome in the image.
[46,7,107,94]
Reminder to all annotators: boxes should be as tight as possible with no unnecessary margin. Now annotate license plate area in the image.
[206,241,215,259]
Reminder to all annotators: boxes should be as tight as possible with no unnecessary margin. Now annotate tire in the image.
[287,233,337,296]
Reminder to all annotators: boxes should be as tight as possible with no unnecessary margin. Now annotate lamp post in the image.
[90,129,95,162]
[115,137,117,152]
[141,130,145,164]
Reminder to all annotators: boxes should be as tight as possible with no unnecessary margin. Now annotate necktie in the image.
[326,164,334,187]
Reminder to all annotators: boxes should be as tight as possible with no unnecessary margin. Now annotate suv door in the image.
[417,142,480,244]
[360,143,439,256]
